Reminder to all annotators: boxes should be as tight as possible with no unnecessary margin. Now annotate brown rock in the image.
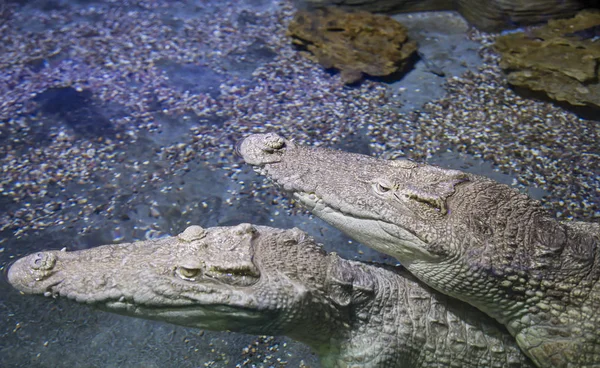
[287,7,417,84]
[494,10,600,109]
[298,0,590,31]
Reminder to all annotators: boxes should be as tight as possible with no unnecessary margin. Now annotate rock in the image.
[494,10,600,109]
[297,0,590,31]
[287,7,417,84]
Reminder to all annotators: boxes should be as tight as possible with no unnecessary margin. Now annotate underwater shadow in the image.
[33,86,119,138]
[511,86,600,121]
[333,51,420,87]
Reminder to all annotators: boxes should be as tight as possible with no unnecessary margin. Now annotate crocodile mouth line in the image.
[293,191,393,224]
[42,284,138,307]
[259,169,430,246]
[293,190,430,251]
[104,300,264,320]
[42,280,64,298]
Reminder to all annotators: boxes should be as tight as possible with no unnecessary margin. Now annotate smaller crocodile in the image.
[8,224,534,367]
[238,133,600,368]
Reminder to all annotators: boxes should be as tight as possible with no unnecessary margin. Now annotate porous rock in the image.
[297,0,590,31]
[494,10,600,109]
[287,7,417,84]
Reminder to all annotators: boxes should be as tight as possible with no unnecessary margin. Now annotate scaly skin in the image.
[8,224,534,367]
[238,133,600,368]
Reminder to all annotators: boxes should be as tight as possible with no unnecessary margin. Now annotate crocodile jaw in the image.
[294,191,439,264]
[6,224,287,333]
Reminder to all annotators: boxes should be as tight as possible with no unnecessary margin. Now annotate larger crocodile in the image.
[8,223,534,367]
[239,133,600,368]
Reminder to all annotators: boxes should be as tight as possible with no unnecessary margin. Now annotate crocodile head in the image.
[240,133,482,265]
[7,224,331,339]
[239,133,600,367]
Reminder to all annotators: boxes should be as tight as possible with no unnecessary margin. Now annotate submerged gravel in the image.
[0,2,597,240]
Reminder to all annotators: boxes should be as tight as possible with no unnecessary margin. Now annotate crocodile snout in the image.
[237,133,289,165]
[7,251,60,294]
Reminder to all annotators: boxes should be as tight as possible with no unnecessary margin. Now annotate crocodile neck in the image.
[326,257,534,367]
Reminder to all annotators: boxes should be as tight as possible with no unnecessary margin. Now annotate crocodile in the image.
[7,223,535,367]
[238,132,600,368]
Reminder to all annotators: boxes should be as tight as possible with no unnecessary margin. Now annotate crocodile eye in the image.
[373,180,392,194]
[176,267,201,281]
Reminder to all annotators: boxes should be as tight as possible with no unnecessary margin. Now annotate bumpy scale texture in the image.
[239,133,600,368]
[9,224,534,367]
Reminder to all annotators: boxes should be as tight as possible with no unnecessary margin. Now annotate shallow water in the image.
[0,1,598,367]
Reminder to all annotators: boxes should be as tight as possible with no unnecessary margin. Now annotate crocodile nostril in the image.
[261,133,286,152]
[31,252,57,271]
[33,254,43,267]
[238,134,289,165]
